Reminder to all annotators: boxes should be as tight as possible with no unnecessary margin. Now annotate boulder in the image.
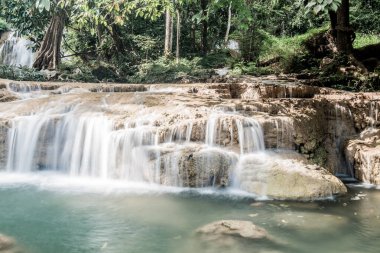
[236,152,347,200]
[155,145,238,187]
[196,220,268,240]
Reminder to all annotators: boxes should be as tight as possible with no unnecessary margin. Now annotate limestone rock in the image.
[346,128,380,184]
[156,146,238,188]
[196,220,268,240]
[237,152,347,200]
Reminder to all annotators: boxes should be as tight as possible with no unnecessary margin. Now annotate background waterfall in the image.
[0,31,35,67]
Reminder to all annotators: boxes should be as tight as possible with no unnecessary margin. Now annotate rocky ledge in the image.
[0,76,379,200]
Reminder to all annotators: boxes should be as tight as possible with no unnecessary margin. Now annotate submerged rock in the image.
[196,220,268,240]
[0,234,16,252]
[237,153,347,200]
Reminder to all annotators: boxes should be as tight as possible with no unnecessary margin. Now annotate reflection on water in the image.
[0,175,379,253]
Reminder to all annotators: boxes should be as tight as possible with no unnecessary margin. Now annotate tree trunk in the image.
[164,8,173,57]
[33,9,66,70]
[176,9,181,63]
[224,1,232,46]
[329,11,337,31]
[191,23,196,53]
[110,24,125,53]
[200,0,208,55]
[336,0,353,54]
[170,14,174,53]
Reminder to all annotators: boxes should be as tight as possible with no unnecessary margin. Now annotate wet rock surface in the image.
[346,128,380,184]
[237,152,347,200]
[0,76,379,196]
[196,220,269,240]
[0,234,17,252]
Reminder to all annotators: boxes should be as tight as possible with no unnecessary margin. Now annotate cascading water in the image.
[3,97,268,190]
[0,31,35,68]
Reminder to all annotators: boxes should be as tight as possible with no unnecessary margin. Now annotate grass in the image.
[259,26,328,63]
[354,33,380,48]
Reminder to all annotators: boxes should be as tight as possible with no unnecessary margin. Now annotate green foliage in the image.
[199,50,231,69]
[129,57,213,83]
[351,0,380,34]
[354,33,380,49]
[0,18,9,33]
[304,0,342,14]
[0,0,51,45]
[259,27,327,72]
[0,0,379,87]
[231,62,273,76]
[0,65,47,81]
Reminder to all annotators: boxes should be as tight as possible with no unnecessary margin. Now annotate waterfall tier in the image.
[0,78,365,199]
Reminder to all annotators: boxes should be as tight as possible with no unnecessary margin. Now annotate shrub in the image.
[129,57,214,83]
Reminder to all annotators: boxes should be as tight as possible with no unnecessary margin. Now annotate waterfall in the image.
[205,113,265,153]
[0,31,35,68]
[3,103,266,189]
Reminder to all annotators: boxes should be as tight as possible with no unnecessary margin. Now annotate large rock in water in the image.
[196,220,268,241]
[236,152,347,200]
[346,128,380,185]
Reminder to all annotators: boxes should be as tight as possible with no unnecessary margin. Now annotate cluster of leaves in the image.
[304,0,342,14]
[0,0,51,46]
[0,18,9,33]
[0,64,47,81]
[129,57,214,83]
[351,0,380,34]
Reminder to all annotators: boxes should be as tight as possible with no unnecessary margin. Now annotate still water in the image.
[0,173,379,253]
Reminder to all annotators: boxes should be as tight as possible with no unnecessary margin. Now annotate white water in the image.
[3,101,267,189]
[0,31,35,67]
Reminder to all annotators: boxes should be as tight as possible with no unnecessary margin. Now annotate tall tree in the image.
[33,0,67,70]
[176,8,181,62]
[164,8,173,57]
[224,1,232,46]
[336,0,353,53]
[200,0,208,55]
[305,0,354,54]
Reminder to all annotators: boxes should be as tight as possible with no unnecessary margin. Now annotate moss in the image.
[311,146,328,167]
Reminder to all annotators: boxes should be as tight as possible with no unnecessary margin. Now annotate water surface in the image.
[0,174,379,253]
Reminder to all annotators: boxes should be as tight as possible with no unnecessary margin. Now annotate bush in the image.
[199,50,232,69]
[128,57,214,83]
[231,62,273,76]
[0,65,47,81]
[0,18,9,34]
